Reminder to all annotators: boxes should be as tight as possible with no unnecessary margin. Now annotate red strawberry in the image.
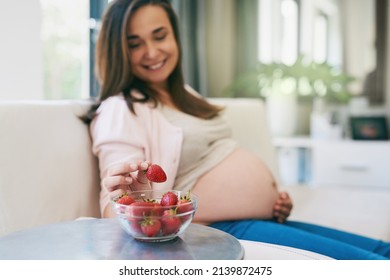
[130,201,163,217]
[176,193,193,214]
[116,194,135,205]
[130,201,155,217]
[146,164,167,183]
[161,209,182,235]
[140,218,161,237]
[149,203,164,217]
[128,217,142,234]
[160,191,178,207]
[176,192,194,222]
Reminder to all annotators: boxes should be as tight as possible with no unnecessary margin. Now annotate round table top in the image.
[0,218,244,260]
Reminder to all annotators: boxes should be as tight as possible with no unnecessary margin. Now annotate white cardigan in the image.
[90,94,183,214]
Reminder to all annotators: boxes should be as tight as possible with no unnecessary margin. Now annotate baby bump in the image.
[191,148,279,224]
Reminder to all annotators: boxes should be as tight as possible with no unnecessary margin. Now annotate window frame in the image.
[89,0,109,97]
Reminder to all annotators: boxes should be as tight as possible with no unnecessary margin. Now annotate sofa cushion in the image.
[0,100,101,236]
[287,184,390,242]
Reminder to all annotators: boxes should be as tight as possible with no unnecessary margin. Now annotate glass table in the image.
[0,218,244,260]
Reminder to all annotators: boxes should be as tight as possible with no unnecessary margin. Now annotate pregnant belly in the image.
[191,148,279,224]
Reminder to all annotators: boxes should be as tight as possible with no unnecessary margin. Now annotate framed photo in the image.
[350,116,389,140]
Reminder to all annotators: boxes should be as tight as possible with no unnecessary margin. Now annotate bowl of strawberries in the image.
[112,190,198,242]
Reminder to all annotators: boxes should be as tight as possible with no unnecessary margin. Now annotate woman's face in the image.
[127,5,179,89]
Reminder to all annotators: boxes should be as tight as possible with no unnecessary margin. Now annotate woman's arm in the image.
[90,96,147,217]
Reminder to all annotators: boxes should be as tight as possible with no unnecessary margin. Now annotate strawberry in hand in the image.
[145,164,167,183]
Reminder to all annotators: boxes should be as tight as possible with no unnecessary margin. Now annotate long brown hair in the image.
[83,0,222,123]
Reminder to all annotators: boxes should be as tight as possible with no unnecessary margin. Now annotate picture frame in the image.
[350,116,389,140]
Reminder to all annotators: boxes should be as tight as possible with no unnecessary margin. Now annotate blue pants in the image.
[209,219,390,260]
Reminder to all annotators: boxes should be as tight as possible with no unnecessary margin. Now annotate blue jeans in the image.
[209,219,390,260]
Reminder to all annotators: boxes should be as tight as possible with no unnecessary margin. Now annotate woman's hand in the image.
[102,161,151,199]
[273,191,293,223]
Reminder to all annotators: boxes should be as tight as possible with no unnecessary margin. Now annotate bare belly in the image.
[192,148,279,224]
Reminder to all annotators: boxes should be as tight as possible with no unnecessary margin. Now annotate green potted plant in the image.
[224,55,355,104]
[224,55,355,137]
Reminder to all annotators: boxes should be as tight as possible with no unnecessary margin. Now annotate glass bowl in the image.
[111,190,198,242]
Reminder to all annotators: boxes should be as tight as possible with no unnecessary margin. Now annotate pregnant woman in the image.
[82,0,390,260]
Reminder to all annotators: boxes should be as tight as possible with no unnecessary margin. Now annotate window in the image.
[258,0,343,67]
[313,13,329,63]
[89,0,110,97]
[40,0,113,99]
[258,0,299,64]
[40,0,89,99]
[280,0,299,65]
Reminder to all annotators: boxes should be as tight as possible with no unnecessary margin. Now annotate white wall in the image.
[0,0,43,100]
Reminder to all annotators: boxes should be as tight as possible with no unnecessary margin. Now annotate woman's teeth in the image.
[148,62,164,70]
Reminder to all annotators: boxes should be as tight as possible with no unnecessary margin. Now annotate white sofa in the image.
[0,98,388,250]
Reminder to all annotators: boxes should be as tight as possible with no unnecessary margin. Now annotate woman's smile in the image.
[143,59,166,71]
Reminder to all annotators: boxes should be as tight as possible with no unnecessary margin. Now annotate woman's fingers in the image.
[107,162,139,176]
[104,161,152,192]
[274,208,289,223]
[275,205,290,217]
[102,174,133,192]
[273,191,293,223]
[275,199,292,212]
[135,161,150,184]
[279,192,293,210]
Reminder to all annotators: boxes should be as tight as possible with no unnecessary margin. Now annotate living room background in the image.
[0,0,388,121]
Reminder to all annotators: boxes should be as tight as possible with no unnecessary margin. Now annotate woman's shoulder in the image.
[98,94,126,110]
[96,92,156,121]
[92,94,133,127]
[91,94,146,134]
[98,93,143,111]
[100,90,151,107]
